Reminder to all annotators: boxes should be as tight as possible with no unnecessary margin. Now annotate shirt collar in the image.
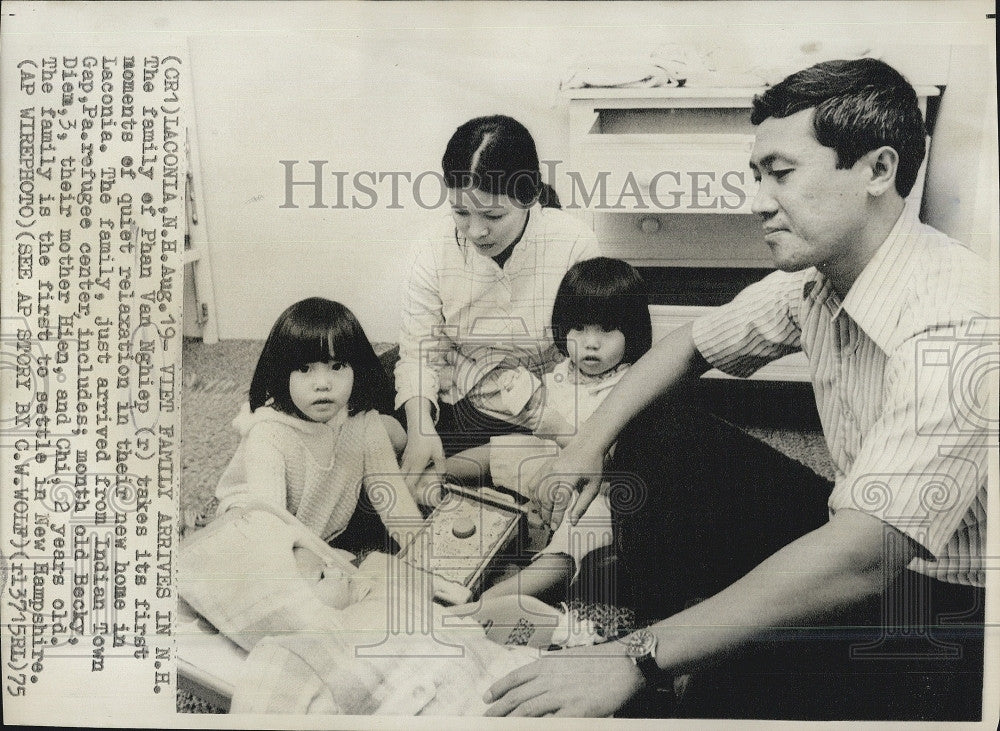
[235,403,349,436]
[565,359,630,386]
[803,202,922,353]
[500,204,541,274]
[840,202,924,352]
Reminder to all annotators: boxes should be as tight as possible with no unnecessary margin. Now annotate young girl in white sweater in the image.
[214,297,422,553]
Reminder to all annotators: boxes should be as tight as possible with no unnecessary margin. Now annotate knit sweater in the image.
[215,404,420,543]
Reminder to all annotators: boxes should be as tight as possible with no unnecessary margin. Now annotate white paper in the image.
[2,2,997,729]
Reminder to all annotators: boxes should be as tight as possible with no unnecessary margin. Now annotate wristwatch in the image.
[622,629,660,686]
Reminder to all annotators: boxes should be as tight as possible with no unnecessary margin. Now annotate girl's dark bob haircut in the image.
[442,115,561,209]
[551,257,652,366]
[249,297,393,418]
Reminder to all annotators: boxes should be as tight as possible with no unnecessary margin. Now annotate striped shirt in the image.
[395,204,600,414]
[693,203,991,586]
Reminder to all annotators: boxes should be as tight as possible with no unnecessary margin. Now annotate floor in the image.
[177,337,836,713]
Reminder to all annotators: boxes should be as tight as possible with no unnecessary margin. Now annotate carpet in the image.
[177,338,835,713]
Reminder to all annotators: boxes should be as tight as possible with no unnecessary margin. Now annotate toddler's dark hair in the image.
[551,257,652,365]
[249,297,393,418]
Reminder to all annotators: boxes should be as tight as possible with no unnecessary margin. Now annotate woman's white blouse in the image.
[395,204,601,415]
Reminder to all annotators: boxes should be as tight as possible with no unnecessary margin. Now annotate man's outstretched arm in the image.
[484,508,919,717]
[537,322,710,531]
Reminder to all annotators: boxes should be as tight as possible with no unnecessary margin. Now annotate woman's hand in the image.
[530,439,606,533]
[401,397,445,490]
[411,468,447,508]
[400,427,445,490]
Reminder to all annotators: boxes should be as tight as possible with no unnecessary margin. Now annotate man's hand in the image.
[531,440,606,532]
[483,644,644,717]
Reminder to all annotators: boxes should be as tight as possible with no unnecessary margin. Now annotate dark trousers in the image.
[435,397,530,457]
[610,397,985,721]
[327,488,399,558]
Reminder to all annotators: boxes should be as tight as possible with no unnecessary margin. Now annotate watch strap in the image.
[634,651,662,686]
[624,629,661,686]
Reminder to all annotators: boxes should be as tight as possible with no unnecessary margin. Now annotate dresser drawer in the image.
[595,212,772,267]
[570,133,756,213]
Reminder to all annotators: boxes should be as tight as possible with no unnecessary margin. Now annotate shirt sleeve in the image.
[692,269,808,377]
[227,422,289,513]
[827,327,989,560]
[394,238,447,414]
[361,414,424,535]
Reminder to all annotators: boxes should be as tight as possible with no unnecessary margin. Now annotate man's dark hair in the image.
[751,58,926,197]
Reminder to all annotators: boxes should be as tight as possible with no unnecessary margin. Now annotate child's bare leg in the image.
[481,553,574,601]
[442,445,492,485]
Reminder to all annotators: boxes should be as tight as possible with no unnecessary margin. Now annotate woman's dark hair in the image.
[751,58,926,197]
[551,257,652,365]
[249,297,393,418]
[442,114,561,209]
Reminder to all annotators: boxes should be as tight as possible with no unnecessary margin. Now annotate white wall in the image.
[175,2,996,341]
[922,43,998,258]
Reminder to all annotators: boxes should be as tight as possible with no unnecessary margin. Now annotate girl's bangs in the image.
[564,295,629,332]
[283,335,333,370]
[282,319,353,370]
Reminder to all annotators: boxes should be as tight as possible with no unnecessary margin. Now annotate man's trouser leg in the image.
[610,396,832,624]
[609,397,984,720]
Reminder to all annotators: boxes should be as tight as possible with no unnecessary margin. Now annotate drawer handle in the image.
[638,216,661,235]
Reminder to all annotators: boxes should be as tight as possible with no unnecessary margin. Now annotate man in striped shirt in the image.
[484,58,991,719]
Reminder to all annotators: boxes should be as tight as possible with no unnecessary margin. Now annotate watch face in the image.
[623,629,656,659]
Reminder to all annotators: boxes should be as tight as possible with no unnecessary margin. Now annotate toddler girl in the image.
[214,297,422,556]
[443,258,652,600]
[185,298,570,715]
